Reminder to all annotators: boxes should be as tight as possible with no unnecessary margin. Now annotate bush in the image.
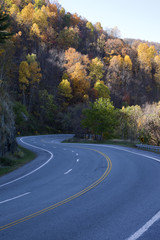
[0,157,14,166]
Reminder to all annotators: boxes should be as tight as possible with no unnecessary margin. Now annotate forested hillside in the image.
[0,0,160,153]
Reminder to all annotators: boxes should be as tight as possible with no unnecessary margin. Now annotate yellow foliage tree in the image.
[124,55,132,71]
[70,62,90,102]
[154,55,160,98]
[19,54,42,108]
[30,23,41,38]
[19,61,30,104]
[19,3,34,28]
[154,55,160,85]
[137,43,156,75]
[58,79,73,107]
[89,57,104,85]
[33,6,48,32]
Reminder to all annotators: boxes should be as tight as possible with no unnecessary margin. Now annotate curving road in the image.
[0,135,160,240]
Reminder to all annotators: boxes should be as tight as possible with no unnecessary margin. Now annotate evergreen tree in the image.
[0,9,12,43]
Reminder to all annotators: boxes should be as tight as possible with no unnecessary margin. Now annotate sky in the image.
[57,0,160,43]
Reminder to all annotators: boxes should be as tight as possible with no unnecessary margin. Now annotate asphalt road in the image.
[0,135,160,240]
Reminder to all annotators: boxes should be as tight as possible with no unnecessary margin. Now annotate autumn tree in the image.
[19,53,42,109]
[27,53,42,111]
[86,21,94,33]
[140,102,160,145]
[95,22,103,33]
[70,62,90,102]
[58,79,73,107]
[34,0,46,9]
[57,26,79,49]
[18,3,34,30]
[64,48,89,73]
[121,55,133,103]
[63,48,90,102]
[105,39,124,57]
[154,55,160,99]
[96,33,106,57]
[137,43,156,101]
[137,43,156,75]
[107,55,123,105]
[70,13,81,27]
[89,57,104,86]
[19,61,30,105]
[33,6,48,31]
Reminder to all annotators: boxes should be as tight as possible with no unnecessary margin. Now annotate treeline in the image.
[82,99,160,145]
[0,0,160,150]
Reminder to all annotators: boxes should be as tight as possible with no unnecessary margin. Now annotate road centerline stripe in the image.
[0,147,112,231]
[0,192,31,204]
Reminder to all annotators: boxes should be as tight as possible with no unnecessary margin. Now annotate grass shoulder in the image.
[0,146,36,177]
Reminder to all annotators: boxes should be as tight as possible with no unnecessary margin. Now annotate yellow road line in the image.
[0,148,112,231]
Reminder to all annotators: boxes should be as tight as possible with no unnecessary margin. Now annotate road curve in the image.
[0,135,160,240]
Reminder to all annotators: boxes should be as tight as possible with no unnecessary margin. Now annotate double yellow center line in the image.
[0,148,112,231]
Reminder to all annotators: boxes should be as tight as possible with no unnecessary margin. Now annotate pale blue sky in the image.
[57,0,160,43]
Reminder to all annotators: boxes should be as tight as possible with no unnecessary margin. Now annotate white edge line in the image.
[64,169,72,175]
[0,192,31,204]
[0,137,53,188]
[85,144,160,163]
[126,210,160,240]
[83,143,160,240]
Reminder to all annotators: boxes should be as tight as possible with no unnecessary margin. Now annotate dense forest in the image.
[0,0,160,156]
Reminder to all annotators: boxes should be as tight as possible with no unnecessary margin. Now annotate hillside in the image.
[0,0,160,154]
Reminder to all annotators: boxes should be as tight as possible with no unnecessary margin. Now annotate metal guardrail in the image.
[136,144,160,153]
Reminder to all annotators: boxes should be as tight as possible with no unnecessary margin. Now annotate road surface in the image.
[0,135,160,240]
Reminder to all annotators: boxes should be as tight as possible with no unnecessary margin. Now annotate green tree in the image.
[0,8,12,43]
[118,105,142,140]
[94,80,110,99]
[82,98,116,139]
[39,89,56,129]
